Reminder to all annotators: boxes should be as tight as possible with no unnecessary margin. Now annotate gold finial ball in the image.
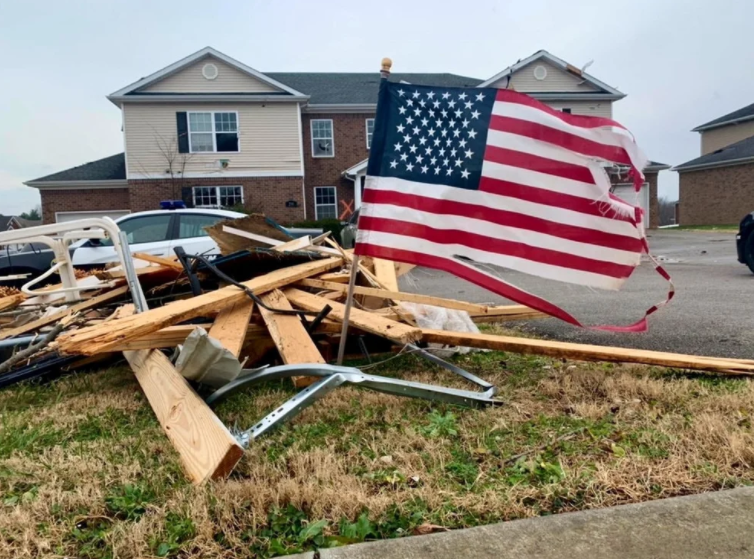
[381,57,393,72]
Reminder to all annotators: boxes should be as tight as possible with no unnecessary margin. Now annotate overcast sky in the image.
[1,0,752,216]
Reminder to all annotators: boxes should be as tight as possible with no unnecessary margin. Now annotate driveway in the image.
[399,230,754,359]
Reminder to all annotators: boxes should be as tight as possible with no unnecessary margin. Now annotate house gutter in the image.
[304,104,377,114]
[107,94,310,106]
[23,180,128,190]
[672,156,754,173]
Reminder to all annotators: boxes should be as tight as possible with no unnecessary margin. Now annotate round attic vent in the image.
[533,65,547,80]
[202,63,219,80]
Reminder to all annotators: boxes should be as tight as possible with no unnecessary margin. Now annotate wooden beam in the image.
[57,257,343,356]
[222,225,281,246]
[316,272,350,283]
[209,299,255,357]
[284,288,422,345]
[272,235,311,253]
[132,252,183,271]
[372,258,399,292]
[123,349,244,483]
[258,289,325,386]
[420,329,754,376]
[0,293,26,312]
[0,285,129,341]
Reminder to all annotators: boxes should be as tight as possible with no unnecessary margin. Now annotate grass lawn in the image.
[673,224,739,232]
[2,328,753,558]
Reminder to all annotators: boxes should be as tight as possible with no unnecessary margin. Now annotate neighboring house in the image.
[26,48,667,227]
[0,215,41,250]
[675,102,754,225]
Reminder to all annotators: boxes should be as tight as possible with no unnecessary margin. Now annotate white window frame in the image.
[310,119,335,158]
[192,185,244,208]
[314,186,338,220]
[365,118,375,149]
[187,111,240,154]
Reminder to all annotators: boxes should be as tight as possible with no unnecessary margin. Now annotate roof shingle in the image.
[28,153,126,183]
[693,102,754,131]
[674,135,754,172]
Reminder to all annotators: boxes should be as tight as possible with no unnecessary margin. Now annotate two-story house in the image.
[26,48,668,227]
[675,102,754,225]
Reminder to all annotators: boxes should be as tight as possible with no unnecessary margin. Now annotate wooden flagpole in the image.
[336,57,392,365]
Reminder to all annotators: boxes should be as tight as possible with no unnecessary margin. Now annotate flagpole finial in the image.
[380,57,392,79]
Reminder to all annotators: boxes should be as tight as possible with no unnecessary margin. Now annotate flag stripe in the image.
[361,187,644,255]
[484,144,597,184]
[358,217,636,284]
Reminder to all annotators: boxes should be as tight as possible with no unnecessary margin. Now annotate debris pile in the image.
[1,214,753,484]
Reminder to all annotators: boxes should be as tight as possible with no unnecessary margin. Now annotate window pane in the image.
[312,120,332,139]
[216,133,238,152]
[315,187,337,220]
[316,204,337,220]
[193,187,218,207]
[191,133,213,152]
[219,186,243,207]
[178,214,224,239]
[119,215,172,244]
[366,118,375,148]
[214,112,237,132]
[189,112,212,132]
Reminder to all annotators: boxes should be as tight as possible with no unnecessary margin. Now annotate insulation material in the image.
[399,302,483,357]
[176,327,242,388]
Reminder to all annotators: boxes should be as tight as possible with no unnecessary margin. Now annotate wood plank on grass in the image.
[56,257,343,356]
[0,285,130,341]
[420,329,754,376]
[284,288,422,345]
[209,299,255,357]
[124,349,244,484]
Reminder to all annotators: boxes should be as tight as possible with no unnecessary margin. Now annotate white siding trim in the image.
[128,170,304,179]
[297,103,307,220]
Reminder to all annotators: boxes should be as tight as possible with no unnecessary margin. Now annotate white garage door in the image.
[611,183,649,228]
[55,210,130,223]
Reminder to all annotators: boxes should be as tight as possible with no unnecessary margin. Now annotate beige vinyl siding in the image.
[141,58,279,93]
[544,100,613,119]
[700,121,754,154]
[492,60,598,93]
[123,103,302,177]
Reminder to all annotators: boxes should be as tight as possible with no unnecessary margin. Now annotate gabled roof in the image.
[0,216,19,230]
[674,136,754,172]
[266,73,482,105]
[108,47,308,102]
[26,153,126,184]
[692,102,754,132]
[477,50,625,98]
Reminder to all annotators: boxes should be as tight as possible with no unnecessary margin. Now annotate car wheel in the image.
[745,233,754,274]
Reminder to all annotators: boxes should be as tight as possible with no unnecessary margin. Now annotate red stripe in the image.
[358,215,636,279]
[490,115,633,166]
[484,144,596,184]
[355,242,656,332]
[495,89,629,131]
[361,187,643,253]
[478,175,635,224]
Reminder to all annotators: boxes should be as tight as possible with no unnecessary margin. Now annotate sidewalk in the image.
[282,487,754,559]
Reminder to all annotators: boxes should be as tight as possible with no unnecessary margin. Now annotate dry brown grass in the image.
[1,348,753,558]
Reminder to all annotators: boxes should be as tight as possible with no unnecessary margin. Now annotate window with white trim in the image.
[366,118,375,149]
[188,111,239,153]
[314,186,337,220]
[311,119,334,157]
[192,186,244,208]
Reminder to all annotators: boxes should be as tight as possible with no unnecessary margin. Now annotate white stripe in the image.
[364,203,641,267]
[482,159,604,200]
[364,176,640,239]
[492,101,648,171]
[356,229,624,290]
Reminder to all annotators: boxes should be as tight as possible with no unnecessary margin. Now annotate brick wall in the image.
[646,172,659,229]
[679,163,754,226]
[40,188,130,224]
[127,176,306,224]
[302,112,373,220]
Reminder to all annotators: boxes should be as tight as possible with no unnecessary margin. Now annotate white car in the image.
[71,208,245,267]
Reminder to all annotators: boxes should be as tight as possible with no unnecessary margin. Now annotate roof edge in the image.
[110,93,309,104]
[304,103,377,114]
[692,114,754,132]
[673,156,754,173]
[24,179,128,190]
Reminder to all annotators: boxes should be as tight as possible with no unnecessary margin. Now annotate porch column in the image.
[354,174,363,210]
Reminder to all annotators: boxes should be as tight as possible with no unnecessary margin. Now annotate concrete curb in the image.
[281,488,754,559]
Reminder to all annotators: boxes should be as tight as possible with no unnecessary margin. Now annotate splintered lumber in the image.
[0,285,129,341]
[295,278,544,320]
[259,289,325,386]
[317,272,350,283]
[209,299,255,357]
[132,252,183,271]
[0,293,26,312]
[420,329,754,376]
[124,349,244,483]
[273,235,312,253]
[373,258,399,292]
[57,257,343,356]
[284,288,422,345]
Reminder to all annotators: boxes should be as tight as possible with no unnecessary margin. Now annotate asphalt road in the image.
[399,230,754,359]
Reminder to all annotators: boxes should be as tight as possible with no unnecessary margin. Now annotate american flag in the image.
[356,82,673,331]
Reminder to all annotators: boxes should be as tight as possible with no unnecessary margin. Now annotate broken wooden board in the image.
[57,257,343,356]
[284,288,422,345]
[124,349,244,483]
[372,258,399,292]
[207,214,291,255]
[420,329,754,376]
[258,289,325,387]
[209,299,255,358]
[273,235,312,253]
[0,293,26,312]
[0,285,130,341]
[132,252,183,271]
